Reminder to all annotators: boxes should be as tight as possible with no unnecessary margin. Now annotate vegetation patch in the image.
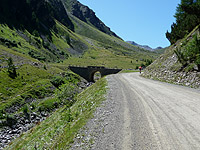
[175,34,200,71]
[5,78,107,149]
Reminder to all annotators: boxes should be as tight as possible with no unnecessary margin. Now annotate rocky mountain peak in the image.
[67,0,120,38]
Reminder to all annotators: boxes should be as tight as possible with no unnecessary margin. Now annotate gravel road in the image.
[71,73,200,150]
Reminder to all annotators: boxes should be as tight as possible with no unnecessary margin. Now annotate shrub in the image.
[44,65,47,70]
[65,34,70,45]
[64,72,80,84]
[51,75,65,88]
[145,59,153,66]
[38,98,59,112]
[32,30,40,37]
[7,57,17,79]
[6,114,17,127]
[0,110,5,119]
[55,83,78,106]
[22,104,29,114]
[175,48,188,67]
[66,108,73,122]
[175,35,200,71]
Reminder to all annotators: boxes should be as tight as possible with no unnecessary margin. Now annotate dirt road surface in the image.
[71,73,200,150]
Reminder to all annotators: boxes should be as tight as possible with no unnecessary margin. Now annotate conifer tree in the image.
[166,0,200,44]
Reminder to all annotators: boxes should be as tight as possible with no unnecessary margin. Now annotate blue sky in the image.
[78,0,181,48]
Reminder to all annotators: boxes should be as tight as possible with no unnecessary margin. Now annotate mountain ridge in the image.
[126,41,163,51]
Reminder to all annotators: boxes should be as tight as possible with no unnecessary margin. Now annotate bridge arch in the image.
[90,70,102,82]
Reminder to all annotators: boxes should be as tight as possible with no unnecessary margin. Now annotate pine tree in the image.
[166,0,200,44]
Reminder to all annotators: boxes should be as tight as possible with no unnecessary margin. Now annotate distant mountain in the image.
[126,41,163,51]
[154,46,163,50]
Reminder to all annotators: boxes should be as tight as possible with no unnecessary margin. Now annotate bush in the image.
[22,104,29,114]
[28,50,46,61]
[7,57,17,79]
[175,35,200,71]
[0,110,5,119]
[65,34,70,45]
[64,72,80,84]
[55,83,78,106]
[38,98,59,112]
[32,30,40,37]
[6,114,17,127]
[145,59,153,66]
[22,104,30,119]
[51,75,65,88]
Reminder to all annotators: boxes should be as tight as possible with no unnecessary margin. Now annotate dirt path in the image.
[71,73,200,150]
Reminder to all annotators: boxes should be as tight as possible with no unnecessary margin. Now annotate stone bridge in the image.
[69,66,122,82]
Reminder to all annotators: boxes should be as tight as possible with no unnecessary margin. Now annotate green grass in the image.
[0,46,80,117]
[0,24,43,55]
[0,64,54,113]
[37,97,60,112]
[57,47,151,69]
[6,77,107,149]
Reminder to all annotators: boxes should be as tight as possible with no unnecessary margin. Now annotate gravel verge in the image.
[70,75,123,150]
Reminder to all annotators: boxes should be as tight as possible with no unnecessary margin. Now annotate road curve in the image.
[105,73,200,150]
[71,72,200,150]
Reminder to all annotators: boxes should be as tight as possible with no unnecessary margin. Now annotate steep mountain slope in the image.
[142,26,200,88]
[63,0,120,38]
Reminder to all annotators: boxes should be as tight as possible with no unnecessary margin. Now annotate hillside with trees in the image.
[143,0,200,88]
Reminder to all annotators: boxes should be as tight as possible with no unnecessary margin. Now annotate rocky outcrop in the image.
[143,66,200,88]
[0,111,48,150]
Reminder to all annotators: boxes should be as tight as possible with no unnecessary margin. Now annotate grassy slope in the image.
[53,16,160,69]
[0,44,69,116]
[142,25,200,88]
[6,78,107,149]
